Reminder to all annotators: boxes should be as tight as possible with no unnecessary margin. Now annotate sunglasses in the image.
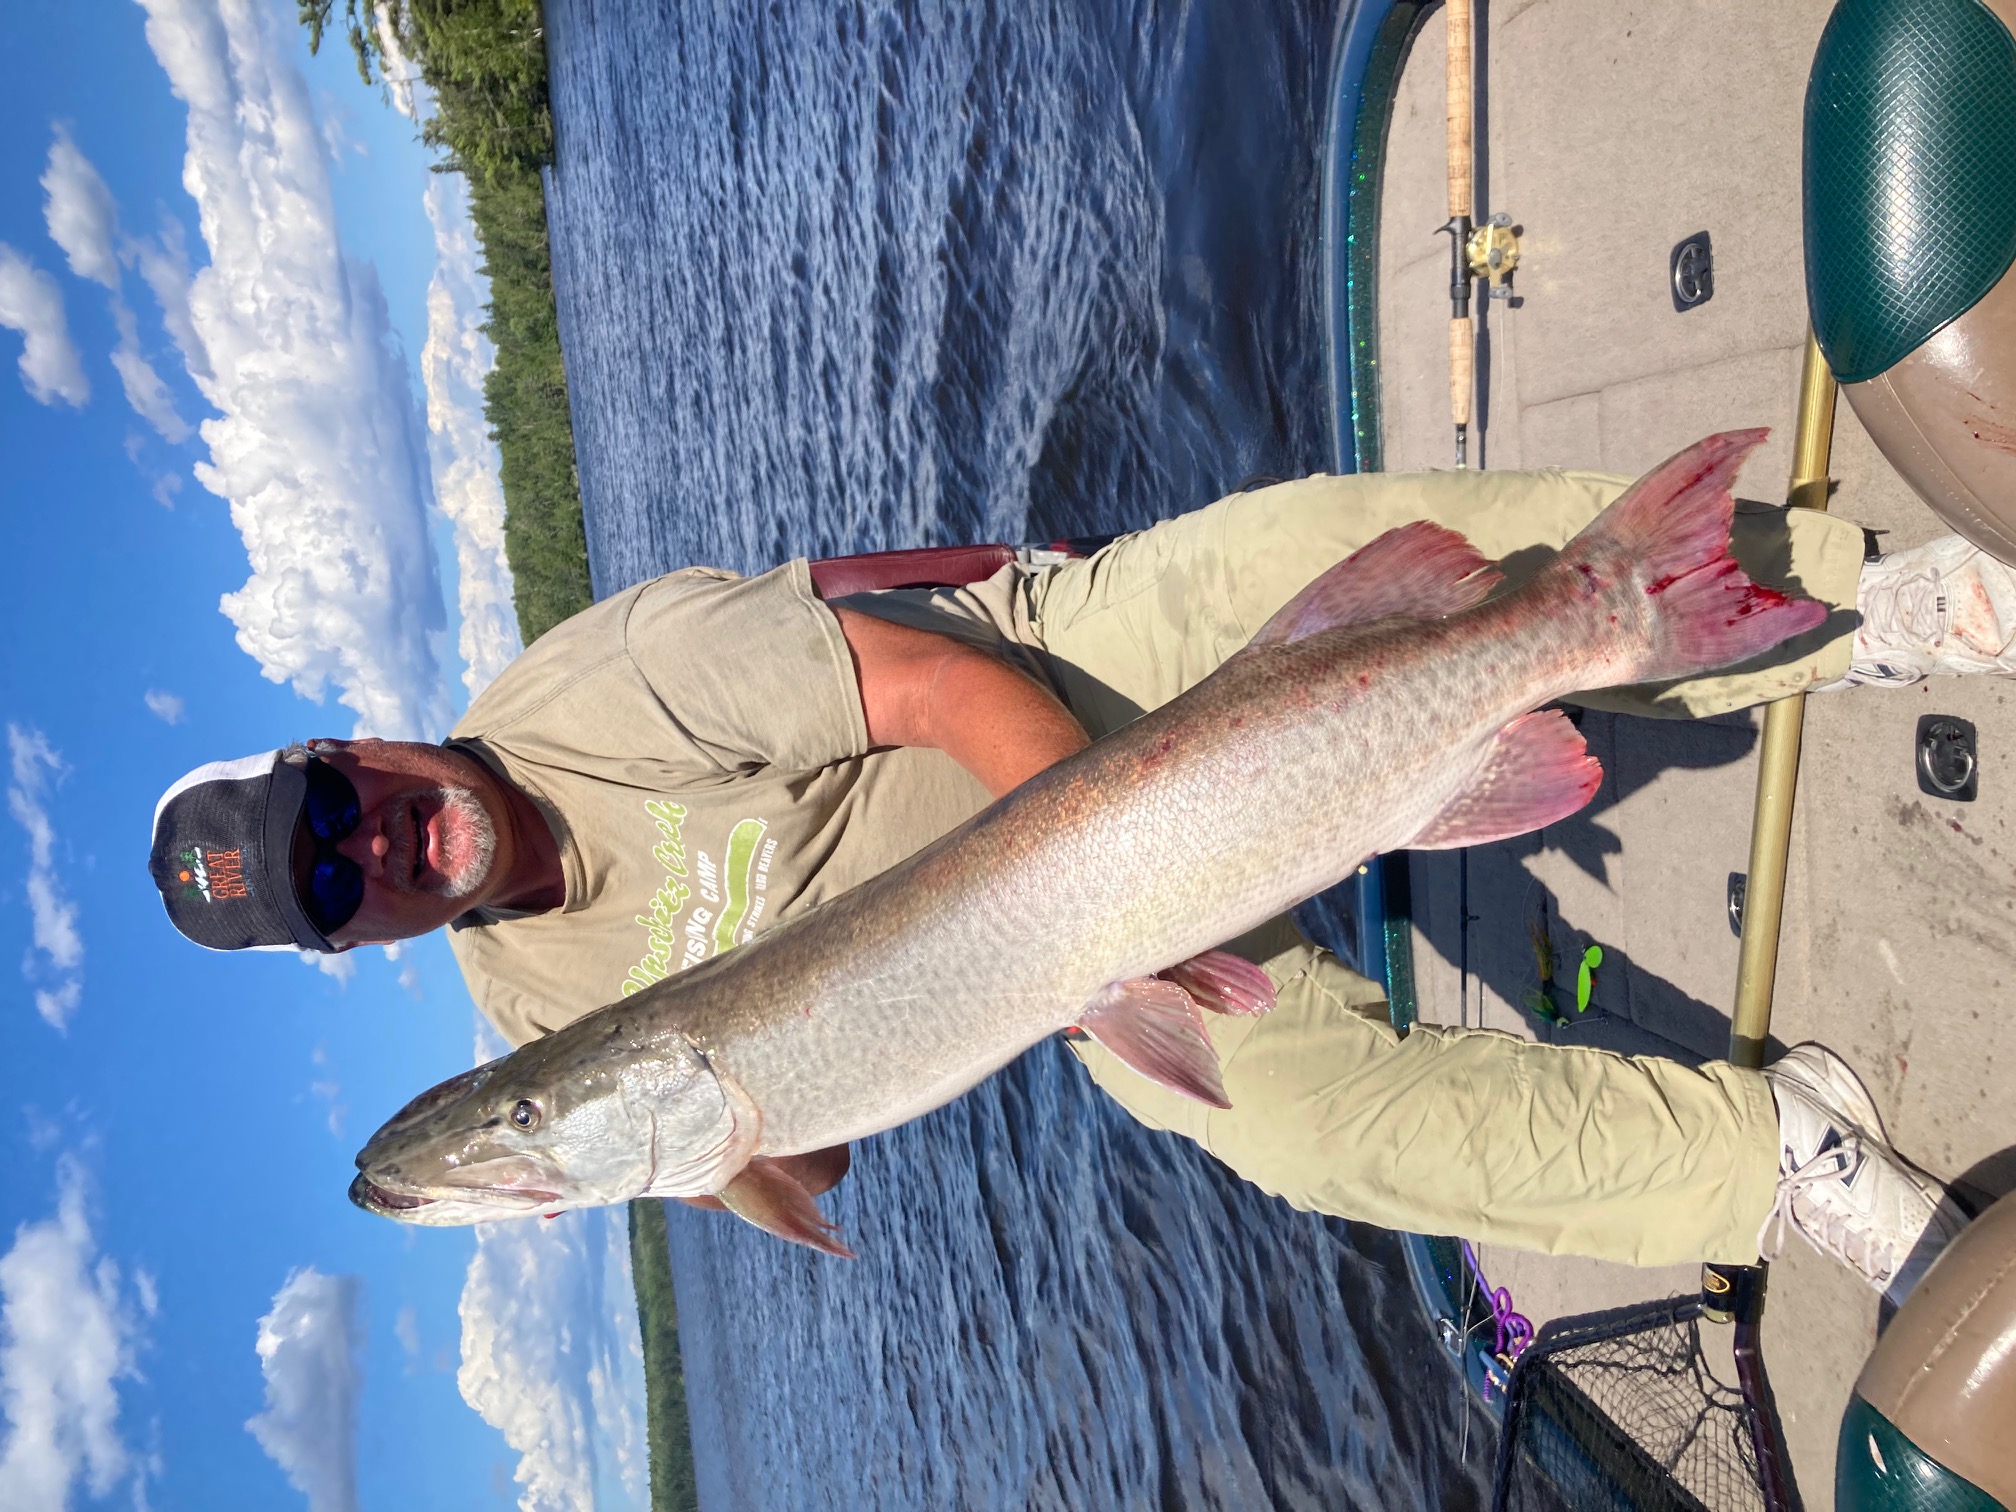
[295,758,364,937]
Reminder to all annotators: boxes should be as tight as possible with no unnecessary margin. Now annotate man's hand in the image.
[832,607,1090,798]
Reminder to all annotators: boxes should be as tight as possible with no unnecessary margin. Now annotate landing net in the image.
[1491,1297,1786,1512]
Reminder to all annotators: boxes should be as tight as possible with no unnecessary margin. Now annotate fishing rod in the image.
[1441,0,1519,470]
[1445,0,1473,468]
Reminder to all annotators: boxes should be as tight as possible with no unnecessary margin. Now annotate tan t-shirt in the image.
[445,560,1012,1045]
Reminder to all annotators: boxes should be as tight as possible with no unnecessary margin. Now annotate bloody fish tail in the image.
[1558,429,1828,684]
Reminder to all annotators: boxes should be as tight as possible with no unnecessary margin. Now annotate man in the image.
[152,463,1998,1297]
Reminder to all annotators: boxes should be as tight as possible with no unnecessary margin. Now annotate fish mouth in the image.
[350,1175,436,1212]
[349,1173,560,1220]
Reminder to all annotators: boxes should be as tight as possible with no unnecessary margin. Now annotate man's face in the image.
[302,739,511,947]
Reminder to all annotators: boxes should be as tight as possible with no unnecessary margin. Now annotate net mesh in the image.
[1492,1297,1778,1512]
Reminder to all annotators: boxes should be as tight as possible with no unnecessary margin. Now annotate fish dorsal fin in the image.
[717,1157,857,1259]
[1249,522,1501,646]
[1408,709,1602,850]
[1158,949,1276,1017]
[1077,977,1230,1107]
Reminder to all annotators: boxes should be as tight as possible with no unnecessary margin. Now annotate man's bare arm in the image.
[831,606,1089,798]
[675,614,1082,1217]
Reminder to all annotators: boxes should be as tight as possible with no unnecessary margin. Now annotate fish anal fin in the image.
[1078,978,1231,1108]
[1250,522,1501,646]
[1410,709,1602,850]
[1158,949,1276,1017]
[717,1156,856,1259]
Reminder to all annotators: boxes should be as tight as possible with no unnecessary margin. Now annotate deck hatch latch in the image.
[1916,714,1978,801]
[1670,232,1714,311]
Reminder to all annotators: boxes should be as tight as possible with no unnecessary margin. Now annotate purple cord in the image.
[1460,1240,1535,1362]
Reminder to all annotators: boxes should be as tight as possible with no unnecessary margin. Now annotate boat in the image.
[1319,0,2016,1506]
[794,7,2015,1498]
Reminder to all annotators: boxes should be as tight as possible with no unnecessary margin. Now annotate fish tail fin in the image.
[1558,429,1828,685]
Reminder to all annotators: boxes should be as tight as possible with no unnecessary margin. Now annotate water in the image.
[541,1,1495,1505]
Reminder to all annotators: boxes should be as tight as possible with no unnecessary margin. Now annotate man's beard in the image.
[429,786,498,899]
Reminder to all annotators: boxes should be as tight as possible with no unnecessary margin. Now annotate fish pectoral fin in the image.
[1248,521,1500,646]
[1157,949,1276,1017]
[716,1157,857,1259]
[1409,709,1602,850]
[1078,978,1231,1108]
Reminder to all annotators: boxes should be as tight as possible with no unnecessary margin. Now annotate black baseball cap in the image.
[149,751,335,953]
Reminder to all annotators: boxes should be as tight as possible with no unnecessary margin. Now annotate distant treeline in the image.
[300,0,594,643]
[629,1200,701,1512]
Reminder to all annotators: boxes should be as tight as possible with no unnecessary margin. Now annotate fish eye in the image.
[510,1099,541,1131]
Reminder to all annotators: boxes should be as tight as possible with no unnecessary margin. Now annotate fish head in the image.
[350,1019,750,1225]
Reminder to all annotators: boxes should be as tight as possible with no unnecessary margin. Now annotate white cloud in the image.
[109,301,191,444]
[393,1305,420,1362]
[41,126,121,291]
[317,107,368,166]
[7,725,83,1031]
[33,985,83,1034]
[309,1076,345,1137]
[457,1213,648,1512]
[41,128,198,447]
[420,176,521,697]
[141,690,185,725]
[22,1113,63,1155]
[0,1162,143,1512]
[136,0,452,740]
[454,1029,647,1512]
[245,1268,362,1512]
[127,223,207,387]
[150,473,184,509]
[373,6,423,122]
[297,947,357,984]
[0,245,89,408]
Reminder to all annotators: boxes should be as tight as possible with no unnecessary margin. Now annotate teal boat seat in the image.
[1837,1393,2009,1511]
[1804,0,2016,383]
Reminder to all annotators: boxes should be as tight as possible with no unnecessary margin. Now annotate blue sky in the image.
[0,4,643,1511]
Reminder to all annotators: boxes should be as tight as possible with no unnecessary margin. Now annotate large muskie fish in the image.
[353,432,1825,1254]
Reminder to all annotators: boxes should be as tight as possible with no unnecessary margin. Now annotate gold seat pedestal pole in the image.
[1729,330,1838,1072]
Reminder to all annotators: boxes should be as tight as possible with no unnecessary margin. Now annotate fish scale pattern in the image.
[1803,0,2016,384]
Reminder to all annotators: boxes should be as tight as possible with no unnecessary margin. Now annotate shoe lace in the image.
[1860,567,1947,651]
[1757,1139,1897,1285]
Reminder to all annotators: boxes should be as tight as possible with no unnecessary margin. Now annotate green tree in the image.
[629,1201,700,1512]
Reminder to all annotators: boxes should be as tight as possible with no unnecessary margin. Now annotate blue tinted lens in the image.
[303,759,360,842]
[307,855,364,934]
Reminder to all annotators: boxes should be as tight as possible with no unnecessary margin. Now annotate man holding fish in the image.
[151,435,1996,1293]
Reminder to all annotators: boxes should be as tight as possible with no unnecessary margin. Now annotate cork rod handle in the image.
[1446,0,1473,219]
[1449,318,1472,427]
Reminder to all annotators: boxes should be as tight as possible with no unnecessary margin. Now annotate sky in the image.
[0,3,645,1510]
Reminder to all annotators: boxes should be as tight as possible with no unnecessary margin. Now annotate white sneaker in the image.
[1845,534,2016,686]
[1759,1043,1969,1304]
